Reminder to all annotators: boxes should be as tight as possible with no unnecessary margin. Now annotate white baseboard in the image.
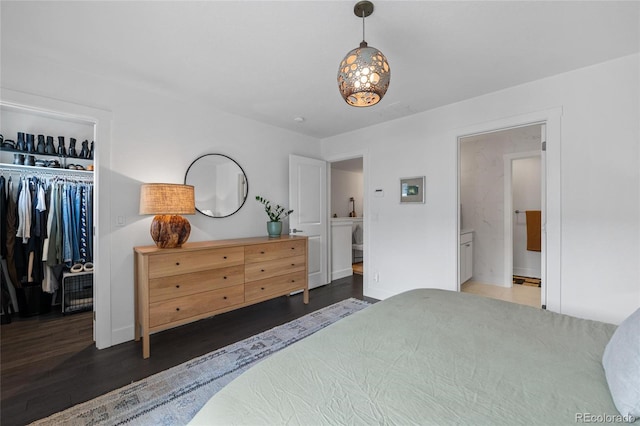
[331,268,353,281]
[472,273,507,287]
[111,325,135,347]
[363,285,395,301]
[513,267,541,278]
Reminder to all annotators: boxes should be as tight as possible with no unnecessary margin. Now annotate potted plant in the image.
[256,196,293,237]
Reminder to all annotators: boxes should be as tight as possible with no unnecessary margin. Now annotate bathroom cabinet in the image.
[460,231,474,285]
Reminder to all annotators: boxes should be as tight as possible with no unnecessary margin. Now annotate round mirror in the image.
[184,153,249,218]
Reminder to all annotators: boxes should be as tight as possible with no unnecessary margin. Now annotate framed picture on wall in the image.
[400,176,425,203]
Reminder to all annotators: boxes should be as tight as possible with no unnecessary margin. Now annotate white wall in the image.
[322,53,640,324]
[460,126,541,286]
[331,168,364,218]
[512,157,542,278]
[2,41,638,337]
[1,49,322,346]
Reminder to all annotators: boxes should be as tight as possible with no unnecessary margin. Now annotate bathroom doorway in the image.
[329,157,364,279]
[459,124,545,308]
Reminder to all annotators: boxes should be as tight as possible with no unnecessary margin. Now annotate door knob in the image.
[290,228,304,233]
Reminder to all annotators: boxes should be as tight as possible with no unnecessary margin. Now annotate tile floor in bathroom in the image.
[461,280,541,308]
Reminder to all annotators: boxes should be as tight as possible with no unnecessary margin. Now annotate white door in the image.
[289,154,328,289]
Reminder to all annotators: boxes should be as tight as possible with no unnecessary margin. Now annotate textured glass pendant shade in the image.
[338,41,390,107]
[337,1,390,107]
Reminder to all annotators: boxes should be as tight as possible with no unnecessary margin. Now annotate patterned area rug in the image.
[31,298,370,426]
[513,275,542,287]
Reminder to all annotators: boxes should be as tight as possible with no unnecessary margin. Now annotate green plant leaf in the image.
[255,195,294,221]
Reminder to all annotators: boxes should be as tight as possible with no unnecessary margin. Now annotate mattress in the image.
[189,289,618,425]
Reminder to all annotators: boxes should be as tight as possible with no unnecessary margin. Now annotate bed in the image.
[190,289,639,425]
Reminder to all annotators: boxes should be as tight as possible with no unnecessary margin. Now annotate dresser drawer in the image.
[245,240,306,263]
[245,254,306,282]
[149,284,244,328]
[245,271,307,303]
[148,246,244,278]
[149,265,244,303]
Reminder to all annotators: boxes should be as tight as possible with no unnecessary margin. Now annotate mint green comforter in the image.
[190,289,618,425]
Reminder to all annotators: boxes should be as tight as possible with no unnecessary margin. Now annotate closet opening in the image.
[0,102,97,359]
[329,157,364,281]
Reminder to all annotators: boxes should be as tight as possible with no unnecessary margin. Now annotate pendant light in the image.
[337,1,390,107]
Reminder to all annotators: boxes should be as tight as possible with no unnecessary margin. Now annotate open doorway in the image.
[458,124,545,308]
[329,158,364,279]
[0,91,112,354]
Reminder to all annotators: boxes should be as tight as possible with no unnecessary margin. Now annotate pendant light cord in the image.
[362,9,366,43]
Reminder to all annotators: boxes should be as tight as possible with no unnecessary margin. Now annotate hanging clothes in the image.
[1,172,93,294]
[0,175,6,259]
[16,177,32,243]
[5,177,20,288]
[28,179,48,284]
[46,181,62,267]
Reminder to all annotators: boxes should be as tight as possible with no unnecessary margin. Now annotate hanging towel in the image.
[525,210,542,252]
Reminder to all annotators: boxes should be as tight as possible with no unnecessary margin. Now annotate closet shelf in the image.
[0,162,94,178]
[0,147,93,161]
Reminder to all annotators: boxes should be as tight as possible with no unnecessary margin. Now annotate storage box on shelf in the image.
[134,236,309,358]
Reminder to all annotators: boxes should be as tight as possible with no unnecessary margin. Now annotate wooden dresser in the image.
[134,236,308,358]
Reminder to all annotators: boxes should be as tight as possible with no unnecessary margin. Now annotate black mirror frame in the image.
[184,153,249,218]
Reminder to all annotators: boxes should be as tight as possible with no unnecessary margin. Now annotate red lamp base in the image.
[150,215,191,248]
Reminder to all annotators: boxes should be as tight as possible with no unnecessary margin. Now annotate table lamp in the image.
[139,183,196,248]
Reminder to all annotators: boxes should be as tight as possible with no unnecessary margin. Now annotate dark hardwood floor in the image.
[1,274,368,425]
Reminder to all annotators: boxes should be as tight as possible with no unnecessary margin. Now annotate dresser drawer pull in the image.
[260,251,265,254]
[291,247,295,250]
[223,256,227,259]
[176,307,180,311]
[261,269,265,272]
[223,276,227,280]
[291,263,295,266]
[261,287,265,290]
[223,296,227,300]
[176,262,180,266]
[291,280,295,283]
[176,285,180,289]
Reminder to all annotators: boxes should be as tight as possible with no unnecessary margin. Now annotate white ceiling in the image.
[2,1,638,139]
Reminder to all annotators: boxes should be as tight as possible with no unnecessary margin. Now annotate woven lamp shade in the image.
[139,183,195,215]
[139,183,196,248]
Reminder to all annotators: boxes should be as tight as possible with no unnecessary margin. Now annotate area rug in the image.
[31,298,370,426]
